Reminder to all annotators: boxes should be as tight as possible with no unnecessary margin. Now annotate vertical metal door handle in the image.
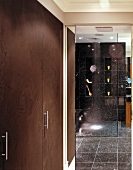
[47,111,48,129]
[6,132,8,160]
[44,111,48,129]
[2,132,8,160]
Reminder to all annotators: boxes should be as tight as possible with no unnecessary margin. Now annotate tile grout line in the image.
[117,124,119,170]
[76,137,84,152]
[91,138,101,170]
[117,139,119,170]
[117,124,120,170]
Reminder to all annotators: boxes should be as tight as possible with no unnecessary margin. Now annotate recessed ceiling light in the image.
[95,34,104,36]
[79,37,83,39]
[92,48,94,51]
[100,0,110,9]
[96,27,113,32]
[110,36,114,40]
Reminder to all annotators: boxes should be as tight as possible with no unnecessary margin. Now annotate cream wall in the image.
[37,0,64,22]
[64,12,133,25]
[37,1,133,26]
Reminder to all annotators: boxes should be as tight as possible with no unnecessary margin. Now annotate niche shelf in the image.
[105,58,111,96]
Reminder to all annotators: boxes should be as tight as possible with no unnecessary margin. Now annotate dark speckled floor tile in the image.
[76,124,131,170]
[95,153,117,162]
[76,138,83,146]
[76,137,84,151]
[76,162,93,169]
[118,128,131,133]
[118,131,131,137]
[76,168,92,170]
[80,142,99,149]
[118,137,131,145]
[78,144,98,152]
[76,152,95,162]
[100,137,118,142]
[99,138,118,146]
[76,137,84,143]
[120,134,131,138]
[82,137,100,144]
[92,163,117,170]
[118,145,131,152]
[118,162,131,170]
[118,153,131,162]
[76,144,79,151]
[97,145,117,153]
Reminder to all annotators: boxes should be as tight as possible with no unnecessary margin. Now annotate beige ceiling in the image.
[50,0,132,56]
[53,0,133,12]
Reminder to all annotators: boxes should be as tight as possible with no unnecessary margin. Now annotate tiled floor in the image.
[76,124,131,170]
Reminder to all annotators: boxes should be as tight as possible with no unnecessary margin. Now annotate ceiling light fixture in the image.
[96,27,113,32]
[100,0,110,9]
[95,34,104,36]
[110,36,114,40]
[79,37,83,39]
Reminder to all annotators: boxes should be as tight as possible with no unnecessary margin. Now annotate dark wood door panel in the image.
[0,1,63,170]
[0,4,43,169]
[0,17,7,170]
[42,9,63,170]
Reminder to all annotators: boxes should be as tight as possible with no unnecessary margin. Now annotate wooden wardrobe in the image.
[0,0,63,170]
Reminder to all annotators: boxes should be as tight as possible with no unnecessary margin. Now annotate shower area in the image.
[75,26,131,137]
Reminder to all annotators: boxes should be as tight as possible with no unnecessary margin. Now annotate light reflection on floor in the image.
[76,121,118,137]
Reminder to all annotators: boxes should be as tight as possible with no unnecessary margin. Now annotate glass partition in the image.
[75,26,131,137]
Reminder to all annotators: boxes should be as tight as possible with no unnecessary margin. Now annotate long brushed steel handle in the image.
[2,132,8,160]
[44,111,48,129]
[6,132,8,160]
[47,111,48,129]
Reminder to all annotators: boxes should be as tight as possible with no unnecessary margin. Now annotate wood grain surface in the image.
[0,0,63,170]
[67,28,75,165]
[42,6,63,170]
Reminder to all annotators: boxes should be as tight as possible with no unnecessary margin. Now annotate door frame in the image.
[63,25,68,170]
[63,25,76,170]
[63,24,133,170]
